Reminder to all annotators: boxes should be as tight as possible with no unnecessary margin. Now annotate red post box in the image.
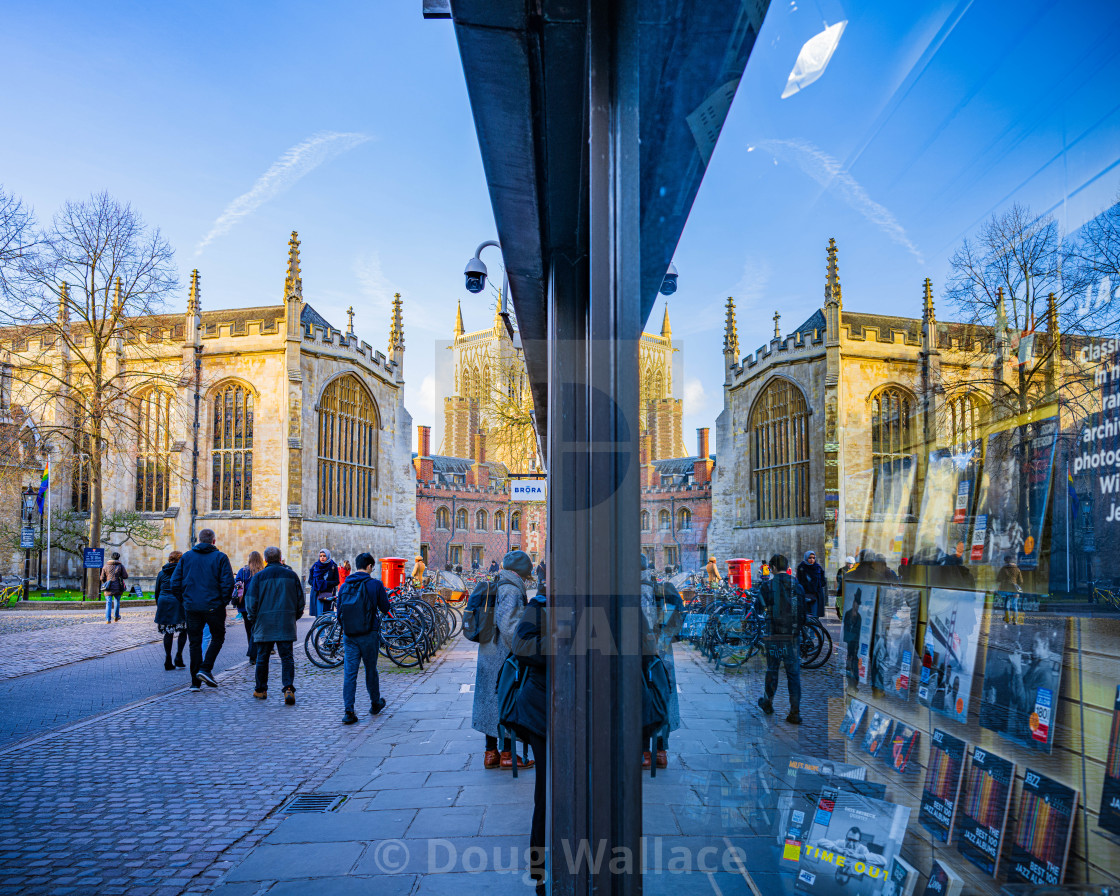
[379,557,407,589]
[727,558,752,590]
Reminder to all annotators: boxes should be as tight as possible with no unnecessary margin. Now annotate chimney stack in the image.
[697,427,710,459]
[418,425,432,458]
[474,431,487,464]
[693,427,714,486]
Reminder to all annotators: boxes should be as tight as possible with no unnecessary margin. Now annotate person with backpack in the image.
[757,552,806,724]
[308,549,339,617]
[338,553,393,724]
[244,546,303,704]
[100,552,128,623]
[640,554,683,769]
[232,551,264,664]
[171,529,235,691]
[472,550,534,770]
[154,551,186,670]
[797,549,828,617]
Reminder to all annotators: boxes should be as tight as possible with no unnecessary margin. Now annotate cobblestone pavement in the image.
[0,609,104,637]
[0,621,431,896]
[0,607,163,680]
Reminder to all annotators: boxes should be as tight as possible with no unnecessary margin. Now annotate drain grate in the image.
[282,793,347,813]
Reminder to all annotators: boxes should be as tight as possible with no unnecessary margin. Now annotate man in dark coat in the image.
[171,528,235,691]
[488,559,500,574]
[338,552,393,724]
[758,553,806,724]
[245,546,304,704]
[843,588,864,685]
[797,550,828,617]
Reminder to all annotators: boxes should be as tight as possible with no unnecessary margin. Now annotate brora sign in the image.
[510,479,547,502]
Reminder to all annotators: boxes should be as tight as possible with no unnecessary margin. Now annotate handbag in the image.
[496,654,530,778]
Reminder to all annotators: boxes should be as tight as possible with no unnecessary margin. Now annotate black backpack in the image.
[463,577,500,643]
[337,577,374,637]
[766,575,803,640]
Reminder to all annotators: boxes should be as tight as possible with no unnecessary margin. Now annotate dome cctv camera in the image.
[464,256,488,294]
[659,261,678,296]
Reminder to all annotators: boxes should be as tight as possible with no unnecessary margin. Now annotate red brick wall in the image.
[417,483,543,570]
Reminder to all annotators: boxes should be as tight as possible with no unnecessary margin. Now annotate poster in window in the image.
[917,588,983,725]
[915,444,981,560]
[979,614,1065,753]
[861,710,895,760]
[871,586,920,699]
[775,759,871,847]
[919,728,968,843]
[842,585,878,686]
[885,723,920,773]
[956,746,1015,876]
[1099,686,1120,836]
[792,787,911,896]
[777,770,885,852]
[920,859,963,896]
[883,855,919,896]
[1007,769,1078,886]
[972,414,1058,569]
[839,698,868,739]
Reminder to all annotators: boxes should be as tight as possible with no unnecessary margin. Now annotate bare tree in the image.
[479,353,540,475]
[0,191,181,595]
[0,188,37,304]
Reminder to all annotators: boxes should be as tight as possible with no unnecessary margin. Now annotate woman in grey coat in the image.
[472,550,535,770]
[641,555,682,769]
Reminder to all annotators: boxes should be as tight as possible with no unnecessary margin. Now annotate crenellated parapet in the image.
[729,325,826,384]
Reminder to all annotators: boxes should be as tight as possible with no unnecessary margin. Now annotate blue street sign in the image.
[83,548,105,569]
[20,527,35,550]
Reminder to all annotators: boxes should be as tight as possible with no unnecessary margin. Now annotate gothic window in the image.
[449,544,463,566]
[870,386,916,513]
[436,506,450,529]
[211,383,253,511]
[659,509,671,530]
[946,391,984,452]
[317,375,379,519]
[511,510,521,531]
[476,509,488,530]
[495,509,505,531]
[136,389,173,513]
[678,508,692,530]
[750,377,810,522]
[640,510,650,531]
[456,508,468,530]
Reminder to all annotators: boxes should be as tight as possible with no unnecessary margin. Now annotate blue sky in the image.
[3,1,1119,448]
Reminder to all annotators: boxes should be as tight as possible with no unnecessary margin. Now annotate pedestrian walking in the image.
[171,528,235,692]
[100,552,128,623]
[509,585,547,896]
[843,587,864,685]
[233,551,265,664]
[640,554,683,769]
[757,553,806,724]
[835,555,855,619]
[244,546,303,704]
[411,554,427,587]
[337,552,393,724]
[797,549,828,617]
[308,549,339,617]
[473,550,534,770]
[338,560,352,586]
[535,558,546,584]
[705,555,721,587]
[154,551,186,670]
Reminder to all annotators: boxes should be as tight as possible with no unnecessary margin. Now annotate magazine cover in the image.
[842,584,879,685]
[972,414,1058,569]
[883,855,919,896]
[915,444,981,559]
[1008,769,1079,886]
[919,728,968,843]
[1099,685,1120,836]
[793,787,911,895]
[918,587,983,724]
[956,745,1016,876]
[920,858,963,896]
[840,698,869,740]
[861,710,895,760]
[777,770,886,850]
[786,755,868,783]
[871,586,920,699]
[886,723,920,773]
[979,614,1065,753]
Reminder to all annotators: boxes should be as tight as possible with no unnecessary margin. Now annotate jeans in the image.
[186,608,226,684]
[105,593,121,621]
[527,731,546,883]
[255,640,295,692]
[763,640,801,710]
[342,631,381,712]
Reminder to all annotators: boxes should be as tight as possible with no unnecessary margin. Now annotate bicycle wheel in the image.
[804,620,833,669]
[305,615,345,668]
[381,615,426,668]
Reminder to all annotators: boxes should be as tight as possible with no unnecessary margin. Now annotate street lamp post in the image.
[21,486,37,601]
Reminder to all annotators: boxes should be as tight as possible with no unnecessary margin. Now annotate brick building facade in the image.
[639,427,715,572]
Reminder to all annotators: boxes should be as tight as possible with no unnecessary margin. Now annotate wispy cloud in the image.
[195,131,372,255]
[353,250,395,313]
[755,138,924,263]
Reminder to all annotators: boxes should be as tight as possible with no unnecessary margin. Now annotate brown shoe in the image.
[656,750,668,769]
[253,690,267,700]
[283,687,295,705]
[484,750,501,769]
[499,750,535,770]
[642,751,652,770]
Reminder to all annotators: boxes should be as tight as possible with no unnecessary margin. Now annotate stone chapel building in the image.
[1,233,419,584]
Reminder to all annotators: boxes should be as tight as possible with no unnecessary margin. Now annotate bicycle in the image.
[0,578,25,604]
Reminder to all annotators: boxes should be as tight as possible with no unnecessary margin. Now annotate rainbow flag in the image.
[35,462,49,514]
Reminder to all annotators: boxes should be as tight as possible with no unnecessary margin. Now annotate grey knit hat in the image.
[502,550,533,578]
